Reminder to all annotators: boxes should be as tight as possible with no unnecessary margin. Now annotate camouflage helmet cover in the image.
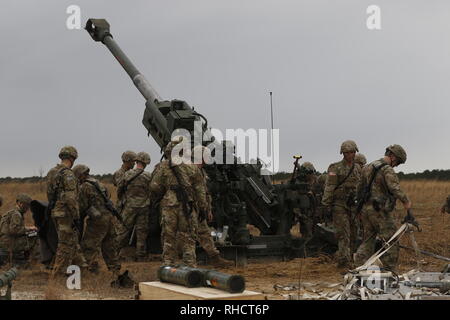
[354,153,367,166]
[163,137,183,158]
[73,164,90,179]
[300,161,316,173]
[386,144,407,164]
[136,151,151,165]
[16,193,32,205]
[340,140,359,154]
[59,145,78,160]
[121,150,137,162]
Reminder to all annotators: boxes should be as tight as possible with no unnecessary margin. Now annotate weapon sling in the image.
[356,162,387,213]
[119,169,144,212]
[169,161,192,222]
[85,179,124,224]
[333,163,355,191]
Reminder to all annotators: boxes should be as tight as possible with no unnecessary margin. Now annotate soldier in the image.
[441,196,450,214]
[117,151,152,261]
[192,145,233,268]
[322,140,362,268]
[46,146,87,275]
[0,194,37,267]
[73,165,121,276]
[293,162,318,240]
[354,145,411,272]
[355,153,367,167]
[113,151,136,208]
[150,139,209,267]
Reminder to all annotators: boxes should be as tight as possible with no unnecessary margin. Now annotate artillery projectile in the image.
[157,265,204,288]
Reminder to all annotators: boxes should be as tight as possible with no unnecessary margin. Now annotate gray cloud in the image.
[1,0,449,177]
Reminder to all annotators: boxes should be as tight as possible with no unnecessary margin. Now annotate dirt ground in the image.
[0,180,449,300]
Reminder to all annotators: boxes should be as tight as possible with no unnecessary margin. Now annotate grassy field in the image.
[0,179,449,300]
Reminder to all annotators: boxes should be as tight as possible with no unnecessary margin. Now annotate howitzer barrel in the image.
[85,19,161,103]
[158,265,204,288]
[86,19,171,147]
[0,268,18,288]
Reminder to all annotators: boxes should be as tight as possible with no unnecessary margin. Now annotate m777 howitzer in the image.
[0,268,18,300]
[84,19,337,262]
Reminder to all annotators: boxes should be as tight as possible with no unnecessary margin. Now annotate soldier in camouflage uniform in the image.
[113,151,136,208]
[322,140,362,268]
[73,165,121,275]
[46,146,87,275]
[293,161,319,239]
[355,153,367,167]
[150,139,209,267]
[441,196,450,214]
[116,152,152,261]
[0,194,37,267]
[192,145,233,267]
[354,145,411,271]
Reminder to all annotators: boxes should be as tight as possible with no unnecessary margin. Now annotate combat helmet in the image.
[300,161,316,173]
[386,144,407,164]
[121,150,137,162]
[354,153,367,166]
[135,152,151,165]
[73,164,90,179]
[16,193,32,205]
[59,145,78,160]
[163,137,183,159]
[340,140,359,154]
[192,145,211,164]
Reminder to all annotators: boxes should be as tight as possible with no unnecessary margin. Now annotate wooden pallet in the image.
[137,281,265,300]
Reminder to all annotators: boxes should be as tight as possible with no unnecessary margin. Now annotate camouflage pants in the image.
[354,206,399,270]
[161,205,198,267]
[52,216,87,274]
[0,236,37,266]
[332,204,357,266]
[81,214,121,273]
[117,206,150,259]
[197,218,219,257]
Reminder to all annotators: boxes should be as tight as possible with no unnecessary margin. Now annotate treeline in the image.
[1,170,450,183]
[397,169,450,181]
[0,174,114,184]
[274,170,450,181]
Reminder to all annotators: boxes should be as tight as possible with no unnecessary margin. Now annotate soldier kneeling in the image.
[0,194,38,268]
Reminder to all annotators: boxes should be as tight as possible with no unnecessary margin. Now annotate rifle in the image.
[355,163,387,214]
[169,161,195,222]
[85,179,125,225]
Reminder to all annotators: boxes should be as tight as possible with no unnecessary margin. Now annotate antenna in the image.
[270,91,274,175]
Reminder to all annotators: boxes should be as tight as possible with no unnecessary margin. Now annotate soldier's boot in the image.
[208,254,234,268]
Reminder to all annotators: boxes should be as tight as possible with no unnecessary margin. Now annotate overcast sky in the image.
[1,0,449,177]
